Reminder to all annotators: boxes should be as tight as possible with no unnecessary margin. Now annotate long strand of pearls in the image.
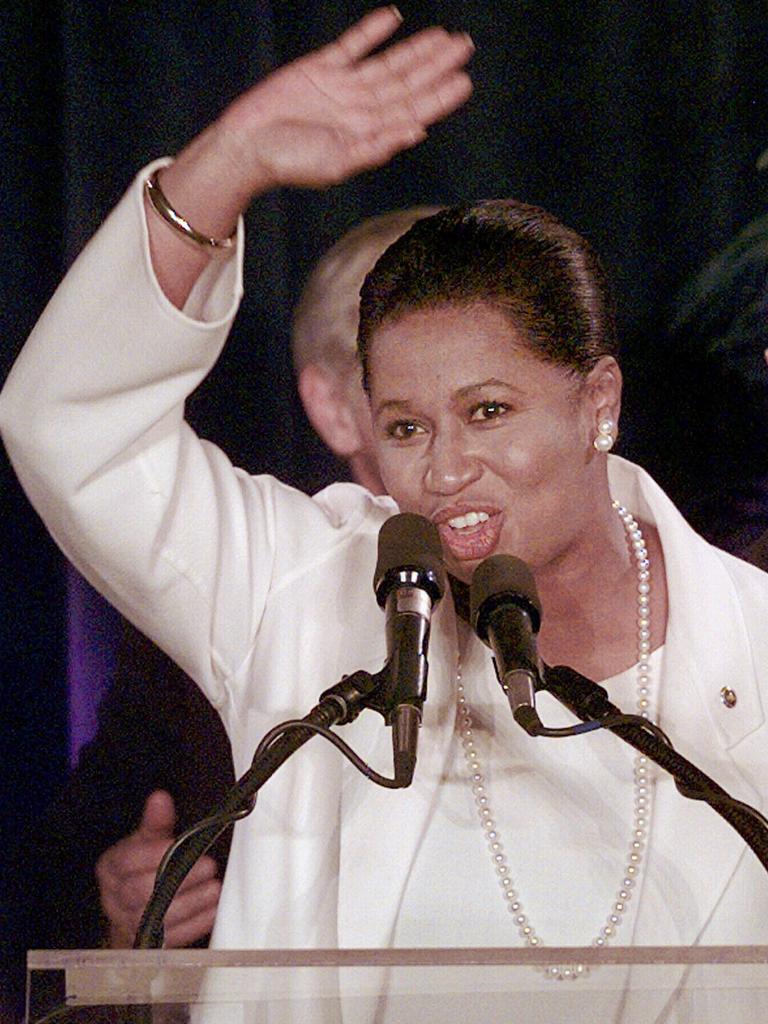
[456,500,655,981]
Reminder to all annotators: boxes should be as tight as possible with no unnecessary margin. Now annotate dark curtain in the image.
[2,0,768,853]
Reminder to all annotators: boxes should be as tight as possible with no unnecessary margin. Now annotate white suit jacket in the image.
[1,166,768,971]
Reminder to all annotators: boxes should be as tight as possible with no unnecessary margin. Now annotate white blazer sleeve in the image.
[0,161,290,708]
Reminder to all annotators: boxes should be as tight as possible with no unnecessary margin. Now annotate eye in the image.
[385,420,427,441]
[468,401,509,423]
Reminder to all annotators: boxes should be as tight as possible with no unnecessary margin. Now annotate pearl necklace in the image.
[456,500,655,980]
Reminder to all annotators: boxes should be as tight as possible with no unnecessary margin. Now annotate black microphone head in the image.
[374,513,446,608]
[470,554,542,640]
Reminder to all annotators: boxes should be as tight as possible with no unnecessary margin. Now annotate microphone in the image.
[469,554,544,736]
[373,513,446,784]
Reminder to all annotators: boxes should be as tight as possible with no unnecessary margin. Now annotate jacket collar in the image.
[608,455,764,757]
[609,456,765,948]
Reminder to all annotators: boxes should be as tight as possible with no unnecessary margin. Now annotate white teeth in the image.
[447,511,490,530]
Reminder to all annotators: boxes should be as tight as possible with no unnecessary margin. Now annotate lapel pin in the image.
[719,687,737,709]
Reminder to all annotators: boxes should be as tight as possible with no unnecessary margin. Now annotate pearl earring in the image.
[593,415,615,453]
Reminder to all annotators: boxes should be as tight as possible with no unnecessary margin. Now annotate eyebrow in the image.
[374,378,521,417]
[456,377,519,398]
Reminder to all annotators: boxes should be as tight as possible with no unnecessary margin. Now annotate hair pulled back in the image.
[357,199,617,391]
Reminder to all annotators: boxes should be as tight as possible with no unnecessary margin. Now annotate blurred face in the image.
[368,303,607,582]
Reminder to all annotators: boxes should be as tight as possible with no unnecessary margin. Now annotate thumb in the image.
[137,789,177,840]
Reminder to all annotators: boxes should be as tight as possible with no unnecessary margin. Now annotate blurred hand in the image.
[96,790,221,949]
[217,6,474,192]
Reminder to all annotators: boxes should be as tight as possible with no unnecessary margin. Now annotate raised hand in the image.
[220,6,474,190]
[148,7,472,305]
[95,790,221,948]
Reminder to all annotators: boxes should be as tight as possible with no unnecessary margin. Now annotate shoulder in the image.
[255,475,396,533]
[741,528,768,573]
[311,481,397,528]
[712,543,768,612]
[609,453,768,604]
[247,475,397,586]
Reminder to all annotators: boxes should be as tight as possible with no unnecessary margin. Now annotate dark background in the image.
[2,0,767,856]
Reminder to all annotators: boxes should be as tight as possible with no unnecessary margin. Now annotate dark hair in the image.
[357,199,617,391]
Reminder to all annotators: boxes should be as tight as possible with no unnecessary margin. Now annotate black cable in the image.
[29,692,409,1019]
[254,719,407,788]
[517,709,675,741]
[152,714,410,902]
[542,664,768,872]
[134,686,415,950]
[133,700,339,948]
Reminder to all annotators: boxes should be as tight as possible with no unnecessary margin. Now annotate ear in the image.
[298,363,366,459]
[583,355,623,441]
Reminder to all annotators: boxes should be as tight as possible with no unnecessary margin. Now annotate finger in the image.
[164,902,220,949]
[406,70,474,129]
[163,877,222,933]
[343,68,472,140]
[106,921,137,950]
[99,875,152,945]
[97,836,179,882]
[137,790,177,840]
[101,894,142,945]
[360,28,472,87]
[101,851,217,924]
[321,6,403,67]
[174,854,218,891]
[98,883,129,931]
[342,124,429,177]
[110,870,159,916]
[360,32,474,107]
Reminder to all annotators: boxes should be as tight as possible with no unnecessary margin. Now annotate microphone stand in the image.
[32,661,424,1020]
[543,664,768,874]
[133,665,410,950]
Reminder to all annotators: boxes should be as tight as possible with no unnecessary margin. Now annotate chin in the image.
[442,554,478,585]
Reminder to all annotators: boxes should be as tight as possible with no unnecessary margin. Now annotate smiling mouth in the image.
[436,510,504,562]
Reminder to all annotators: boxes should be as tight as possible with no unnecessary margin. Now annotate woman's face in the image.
[368,302,611,583]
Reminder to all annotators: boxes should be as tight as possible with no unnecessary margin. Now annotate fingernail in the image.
[461,32,475,50]
[389,5,403,22]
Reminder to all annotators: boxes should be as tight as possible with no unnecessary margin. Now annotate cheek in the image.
[373,444,423,508]
[495,441,543,481]
[491,415,583,487]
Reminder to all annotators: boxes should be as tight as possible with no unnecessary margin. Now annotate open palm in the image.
[222,7,474,189]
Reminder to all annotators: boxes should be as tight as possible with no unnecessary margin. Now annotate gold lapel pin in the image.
[719,687,737,709]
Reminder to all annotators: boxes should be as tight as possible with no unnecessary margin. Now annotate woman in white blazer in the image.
[1,9,767,988]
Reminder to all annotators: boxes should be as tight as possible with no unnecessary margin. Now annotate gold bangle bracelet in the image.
[144,169,237,259]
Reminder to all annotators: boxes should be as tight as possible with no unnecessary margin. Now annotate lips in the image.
[433,505,505,563]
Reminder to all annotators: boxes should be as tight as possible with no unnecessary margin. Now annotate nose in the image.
[423,427,481,495]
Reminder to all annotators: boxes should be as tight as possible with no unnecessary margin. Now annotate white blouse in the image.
[393,642,666,949]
